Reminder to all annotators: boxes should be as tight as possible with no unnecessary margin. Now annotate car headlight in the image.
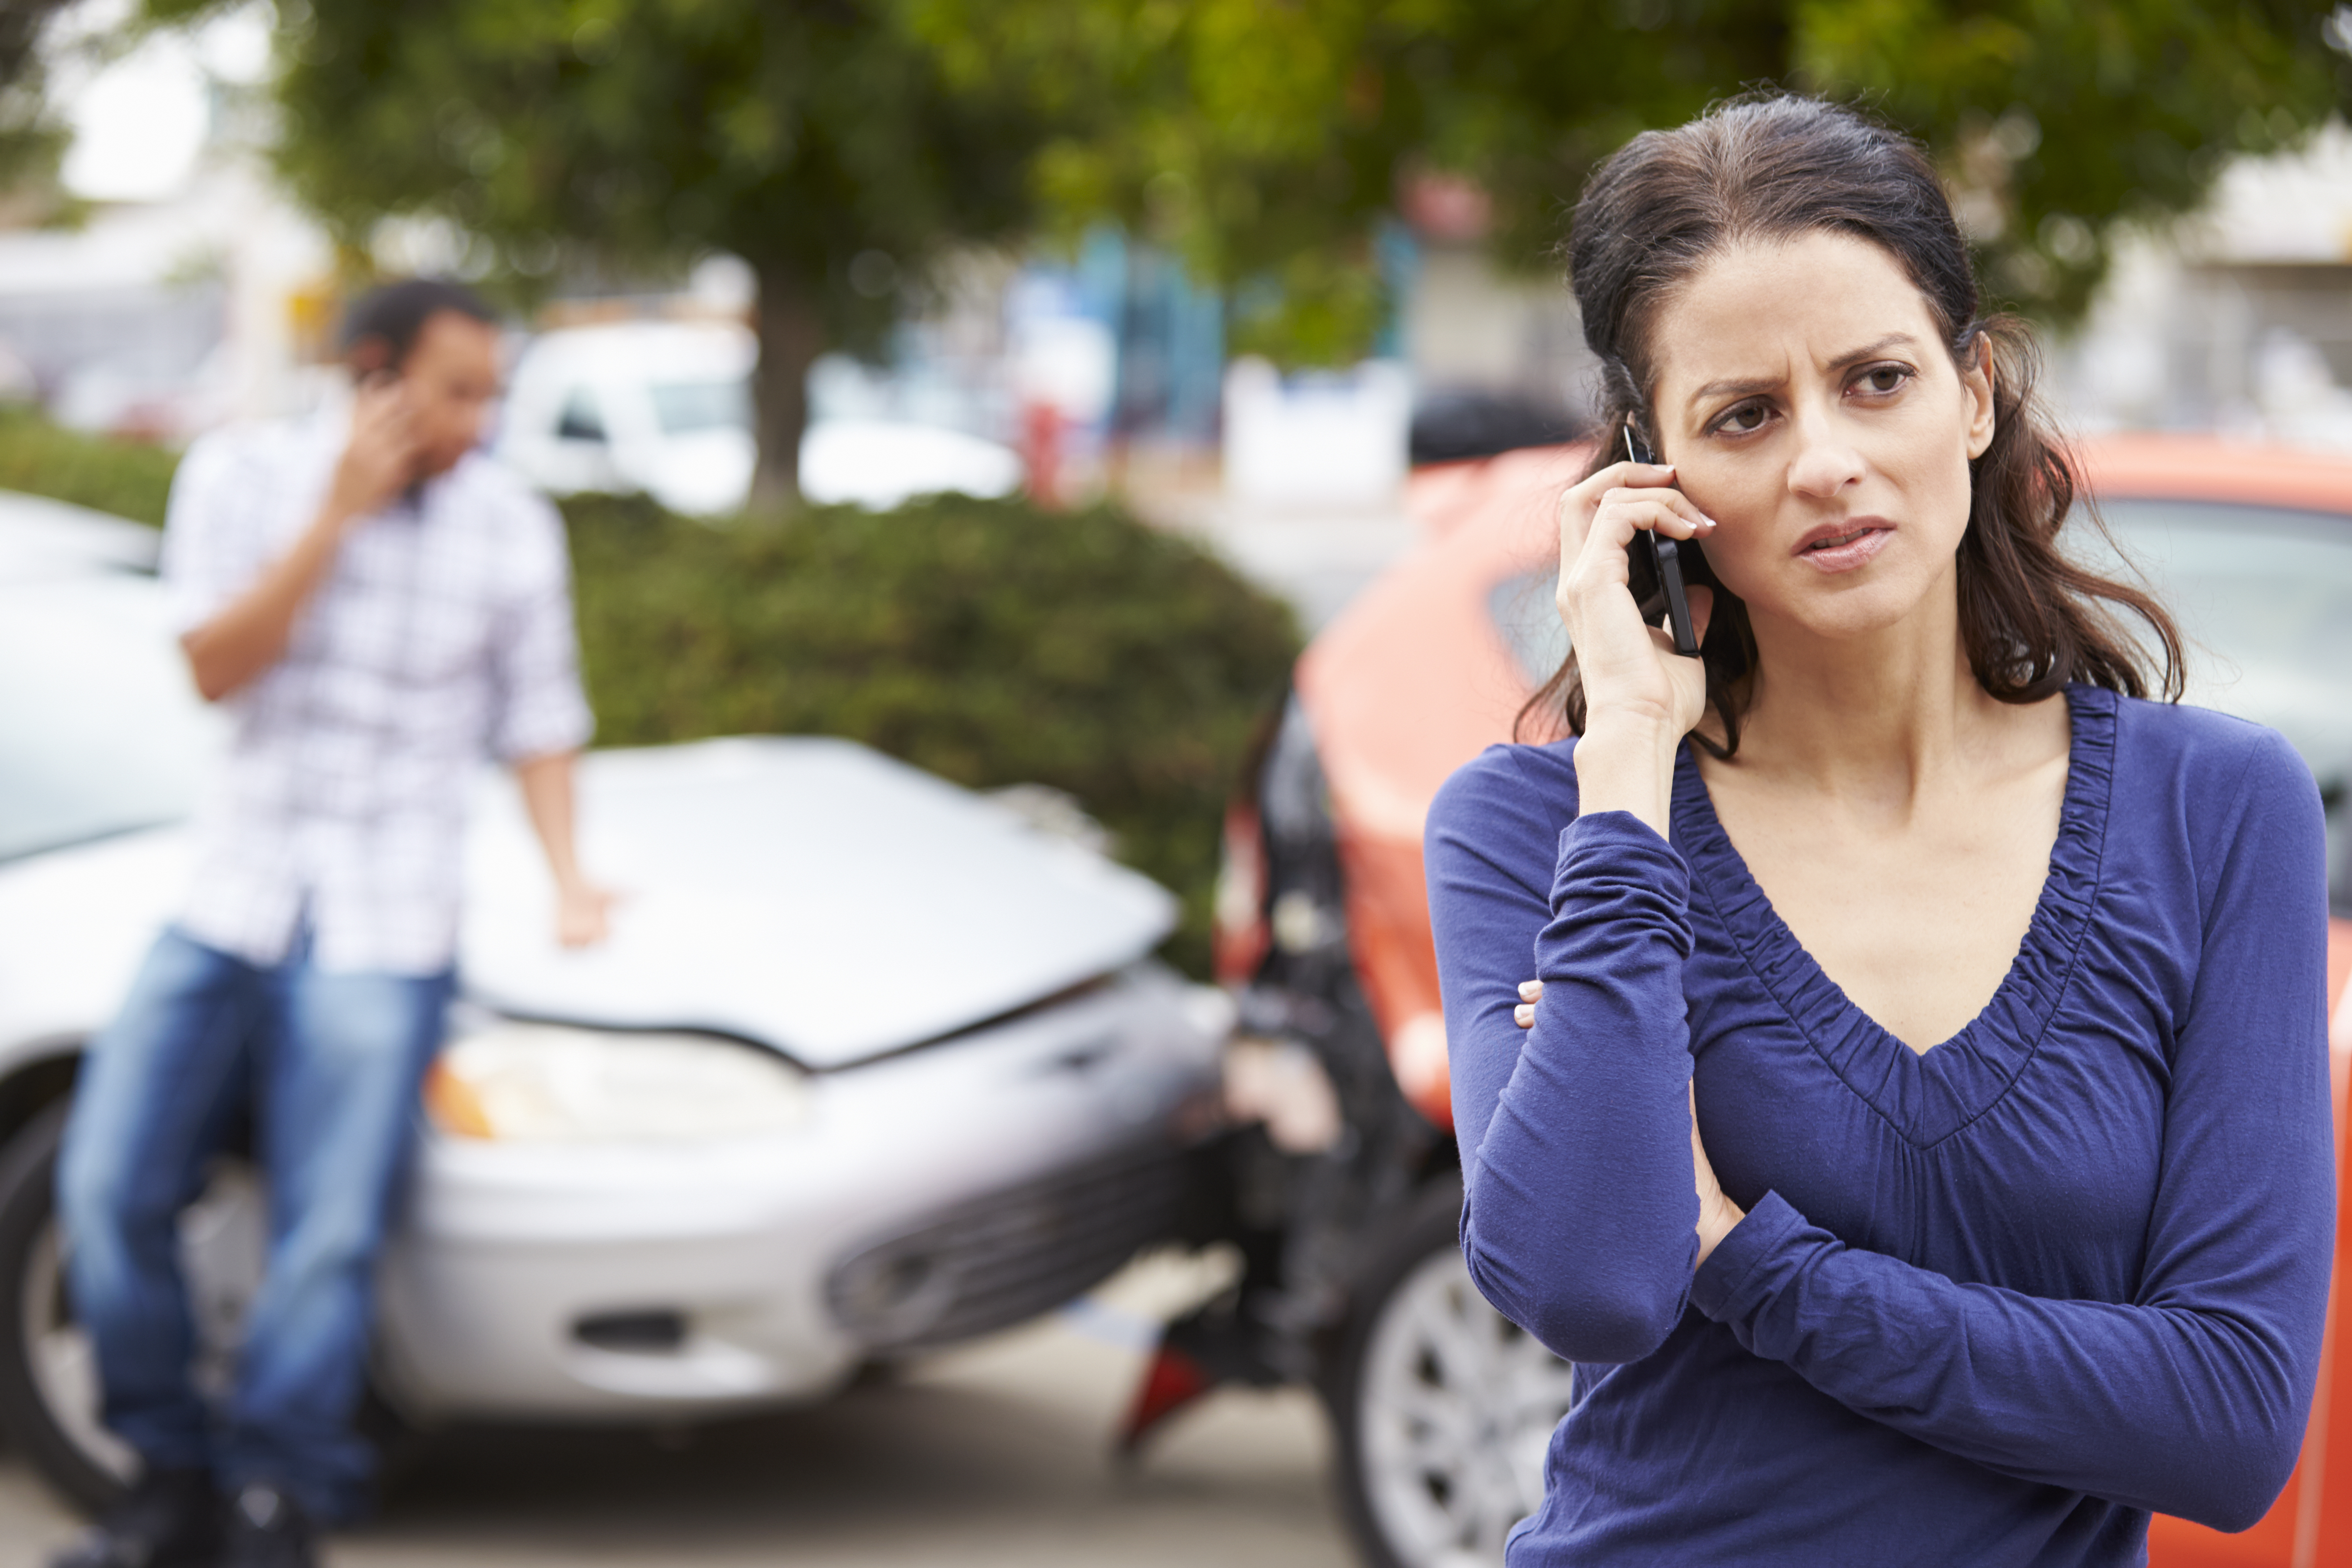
[425,1022,810,1143]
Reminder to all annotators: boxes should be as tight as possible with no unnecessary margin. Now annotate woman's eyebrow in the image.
[1684,332,1922,409]
[1825,332,1920,369]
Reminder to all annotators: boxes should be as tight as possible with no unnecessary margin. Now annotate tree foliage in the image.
[155,0,2351,447]
[152,0,1052,503]
[914,0,2352,348]
[0,0,75,197]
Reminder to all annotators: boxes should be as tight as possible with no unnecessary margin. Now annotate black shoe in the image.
[220,1485,315,1568]
[46,1467,221,1568]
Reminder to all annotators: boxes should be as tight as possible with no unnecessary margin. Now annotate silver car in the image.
[0,491,1230,1508]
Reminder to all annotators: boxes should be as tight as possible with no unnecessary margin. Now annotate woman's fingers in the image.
[1550,455,1717,740]
[1594,485,1716,540]
[1555,460,1684,550]
[1514,977,1543,1029]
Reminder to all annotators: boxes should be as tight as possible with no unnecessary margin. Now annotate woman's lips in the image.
[1795,522,1893,573]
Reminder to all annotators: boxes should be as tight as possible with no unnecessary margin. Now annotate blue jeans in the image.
[57,926,451,1522]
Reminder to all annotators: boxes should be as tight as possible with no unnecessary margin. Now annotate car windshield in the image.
[649,378,750,436]
[0,573,222,862]
[1487,496,2352,911]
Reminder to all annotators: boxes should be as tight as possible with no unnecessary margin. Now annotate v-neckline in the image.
[1669,685,2119,1148]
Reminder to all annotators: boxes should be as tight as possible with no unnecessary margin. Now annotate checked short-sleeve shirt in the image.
[162,412,593,976]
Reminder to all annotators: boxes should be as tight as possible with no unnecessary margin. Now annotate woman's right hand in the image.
[1553,459,1716,739]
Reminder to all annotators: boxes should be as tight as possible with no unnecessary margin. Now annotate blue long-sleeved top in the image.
[1425,686,2335,1566]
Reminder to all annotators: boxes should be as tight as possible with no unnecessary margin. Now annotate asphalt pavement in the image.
[0,1255,1357,1568]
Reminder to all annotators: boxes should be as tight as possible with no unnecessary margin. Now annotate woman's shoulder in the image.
[2104,689,2313,803]
[1425,737,1584,855]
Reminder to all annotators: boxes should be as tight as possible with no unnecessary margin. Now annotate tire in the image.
[1327,1174,1578,1568]
[0,1102,136,1512]
[0,1100,270,1515]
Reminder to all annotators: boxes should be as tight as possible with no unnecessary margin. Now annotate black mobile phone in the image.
[1620,424,1704,657]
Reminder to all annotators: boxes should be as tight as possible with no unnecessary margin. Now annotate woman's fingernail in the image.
[1514,1005,1534,1025]
[1518,980,1541,1000]
[1699,515,1718,531]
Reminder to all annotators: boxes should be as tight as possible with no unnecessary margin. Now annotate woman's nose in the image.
[1784,408,1865,499]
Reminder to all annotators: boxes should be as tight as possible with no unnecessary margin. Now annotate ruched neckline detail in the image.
[1671,685,2118,1148]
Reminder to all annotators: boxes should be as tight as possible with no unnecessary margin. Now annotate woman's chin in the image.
[1749,569,1948,645]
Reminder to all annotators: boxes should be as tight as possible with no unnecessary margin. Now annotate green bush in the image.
[564,492,1299,976]
[0,407,1299,975]
[0,406,179,528]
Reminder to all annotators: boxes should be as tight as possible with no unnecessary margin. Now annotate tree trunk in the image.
[750,260,825,511]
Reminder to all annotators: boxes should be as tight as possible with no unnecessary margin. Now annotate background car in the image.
[495,321,1024,515]
[1135,437,2352,1568]
[0,490,1229,1510]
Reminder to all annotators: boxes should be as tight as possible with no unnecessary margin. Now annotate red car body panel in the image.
[1289,436,2352,1564]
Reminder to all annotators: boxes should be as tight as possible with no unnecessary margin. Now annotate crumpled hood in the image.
[463,738,1175,1069]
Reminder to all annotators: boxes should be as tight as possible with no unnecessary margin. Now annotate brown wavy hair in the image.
[1519,93,2182,754]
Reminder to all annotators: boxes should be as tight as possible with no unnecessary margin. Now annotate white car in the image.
[0,491,1228,1509]
[495,321,1024,515]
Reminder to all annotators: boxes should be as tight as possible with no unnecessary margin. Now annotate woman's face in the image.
[1646,231,1995,643]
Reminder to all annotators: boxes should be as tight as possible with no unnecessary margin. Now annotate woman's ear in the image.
[1962,333,1997,460]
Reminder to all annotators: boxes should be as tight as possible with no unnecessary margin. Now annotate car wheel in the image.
[1328,1175,1578,1568]
[0,1101,268,1513]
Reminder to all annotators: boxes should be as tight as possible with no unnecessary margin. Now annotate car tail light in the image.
[1214,802,1270,985]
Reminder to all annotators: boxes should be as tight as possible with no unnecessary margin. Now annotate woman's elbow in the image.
[2171,1478,2286,1537]
[1462,1241,1685,1365]
[2161,1421,2305,1534]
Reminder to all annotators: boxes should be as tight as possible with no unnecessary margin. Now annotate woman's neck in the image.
[1723,578,2005,814]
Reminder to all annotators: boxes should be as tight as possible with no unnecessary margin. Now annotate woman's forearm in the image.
[1455,811,1706,1362]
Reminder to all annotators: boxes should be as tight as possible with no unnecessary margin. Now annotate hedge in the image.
[565,492,1298,975]
[0,413,1298,975]
[0,407,178,528]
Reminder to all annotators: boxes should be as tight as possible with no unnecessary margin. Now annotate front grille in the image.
[825,1144,1190,1353]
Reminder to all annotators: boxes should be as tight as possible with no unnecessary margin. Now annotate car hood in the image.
[463,737,1175,1069]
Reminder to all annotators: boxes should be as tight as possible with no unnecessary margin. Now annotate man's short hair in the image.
[341,278,497,373]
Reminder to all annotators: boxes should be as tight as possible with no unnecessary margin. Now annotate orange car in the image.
[1137,436,2352,1568]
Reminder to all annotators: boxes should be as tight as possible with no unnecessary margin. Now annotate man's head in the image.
[342,278,502,481]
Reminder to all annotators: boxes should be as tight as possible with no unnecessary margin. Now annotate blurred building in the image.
[2059,120,2352,450]
[0,155,332,439]
[0,0,331,441]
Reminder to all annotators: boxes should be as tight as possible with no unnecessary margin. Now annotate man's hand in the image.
[553,879,619,948]
[514,752,616,949]
[181,381,427,702]
[325,377,424,523]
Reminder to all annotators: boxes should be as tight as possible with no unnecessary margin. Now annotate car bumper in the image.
[374,962,1227,1422]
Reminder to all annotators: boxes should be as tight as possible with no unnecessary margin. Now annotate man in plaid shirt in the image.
[53,279,611,1568]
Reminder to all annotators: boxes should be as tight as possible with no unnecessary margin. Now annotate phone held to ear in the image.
[1621,423,1704,658]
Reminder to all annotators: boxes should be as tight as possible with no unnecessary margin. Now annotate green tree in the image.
[913,0,2351,349]
[152,0,1048,505]
[0,0,75,196]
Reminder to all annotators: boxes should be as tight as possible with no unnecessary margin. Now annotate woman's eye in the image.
[1856,364,1913,395]
[1717,401,1769,433]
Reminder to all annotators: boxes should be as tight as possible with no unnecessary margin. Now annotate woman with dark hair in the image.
[1425,94,2333,1565]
